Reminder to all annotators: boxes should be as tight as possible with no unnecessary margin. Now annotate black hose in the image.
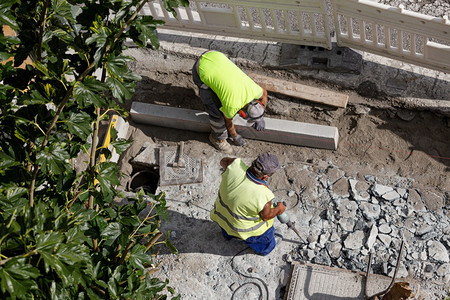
[230,247,269,300]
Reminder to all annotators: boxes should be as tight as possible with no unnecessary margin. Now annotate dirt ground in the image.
[114,45,450,299]
[124,50,449,193]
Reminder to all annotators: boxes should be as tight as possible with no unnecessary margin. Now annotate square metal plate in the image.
[158,147,203,186]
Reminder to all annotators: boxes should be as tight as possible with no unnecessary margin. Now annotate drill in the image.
[273,199,306,243]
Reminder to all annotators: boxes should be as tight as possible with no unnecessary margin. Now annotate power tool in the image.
[273,199,306,244]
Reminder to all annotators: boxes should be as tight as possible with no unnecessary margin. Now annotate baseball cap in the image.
[255,152,280,174]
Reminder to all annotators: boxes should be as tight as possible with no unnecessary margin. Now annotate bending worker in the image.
[210,152,286,256]
[192,51,268,154]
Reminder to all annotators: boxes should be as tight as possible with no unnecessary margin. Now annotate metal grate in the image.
[159,147,203,186]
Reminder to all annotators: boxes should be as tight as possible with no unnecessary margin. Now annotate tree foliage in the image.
[0,0,188,298]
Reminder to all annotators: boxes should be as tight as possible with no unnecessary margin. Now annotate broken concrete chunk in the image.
[366,224,378,250]
[407,189,426,212]
[436,263,450,277]
[421,190,444,212]
[427,241,449,263]
[326,242,342,259]
[372,183,393,197]
[344,230,364,250]
[349,179,370,201]
[378,223,392,234]
[330,177,350,199]
[383,190,401,201]
[336,199,358,219]
[378,234,392,247]
[131,142,160,167]
[360,202,381,221]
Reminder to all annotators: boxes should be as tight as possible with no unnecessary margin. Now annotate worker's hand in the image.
[275,201,287,215]
[253,119,265,131]
[229,135,247,147]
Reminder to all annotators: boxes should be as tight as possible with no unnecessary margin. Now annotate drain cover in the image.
[159,147,203,186]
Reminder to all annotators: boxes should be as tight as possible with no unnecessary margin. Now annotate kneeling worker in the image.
[210,153,286,256]
[192,51,268,154]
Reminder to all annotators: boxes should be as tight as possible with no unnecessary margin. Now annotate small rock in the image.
[424,264,434,272]
[336,199,358,219]
[349,179,370,201]
[360,202,381,221]
[436,263,450,277]
[383,190,400,201]
[372,183,393,197]
[366,225,378,250]
[330,177,350,199]
[428,241,449,263]
[378,223,391,234]
[407,189,426,212]
[327,242,342,259]
[344,231,365,250]
[339,217,355,232]
[312,249,331,266]
[378,234,392,247]
[416,224,433,236]
[396,110,416,121]
[288,190,296,197]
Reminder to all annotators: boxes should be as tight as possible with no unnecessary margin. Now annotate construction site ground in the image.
[115,26,450,299]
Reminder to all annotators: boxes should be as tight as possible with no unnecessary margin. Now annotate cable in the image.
[230,247,269,300]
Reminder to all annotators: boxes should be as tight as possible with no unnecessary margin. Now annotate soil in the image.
[114,44,450,299]
[123,50,450,193]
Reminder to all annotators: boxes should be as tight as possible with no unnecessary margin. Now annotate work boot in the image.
[209,133,233,154]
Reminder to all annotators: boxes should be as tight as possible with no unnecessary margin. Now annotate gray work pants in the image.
[192,59,228,140]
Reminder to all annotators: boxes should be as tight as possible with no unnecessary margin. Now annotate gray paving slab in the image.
[286,262,420,300]
[130,102,339,150]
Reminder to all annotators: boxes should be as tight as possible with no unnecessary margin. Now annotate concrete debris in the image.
[293,170,449,293]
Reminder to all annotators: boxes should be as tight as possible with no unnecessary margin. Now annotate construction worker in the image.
[192,51,268,154]
[210,152,286,256]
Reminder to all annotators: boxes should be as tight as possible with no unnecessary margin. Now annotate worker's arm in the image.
[259,199,286,222]
[258,87,268,108]
[220,157,236,170]
[224,115,238,138]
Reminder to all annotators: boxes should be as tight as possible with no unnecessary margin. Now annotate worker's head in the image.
[251,152,280,178]
[238,100,265,122]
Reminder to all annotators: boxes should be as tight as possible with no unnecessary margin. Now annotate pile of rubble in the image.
[288,165,449,296]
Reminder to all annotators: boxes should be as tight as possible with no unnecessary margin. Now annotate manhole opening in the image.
[127,167,159,194]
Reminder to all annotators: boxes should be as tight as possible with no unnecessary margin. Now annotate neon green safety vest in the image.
[198,51,263,119]
[210,159,274,240]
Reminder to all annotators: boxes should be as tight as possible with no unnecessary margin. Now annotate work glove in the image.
[253,119,265,131]
[229,135,247,147]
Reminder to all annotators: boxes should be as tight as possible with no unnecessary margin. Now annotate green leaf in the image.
[106,77,132,102]
[73,76,108,108]
[100,222,121,246]
[111,138,132,155]
[65,111,92,139]
[52,0,76,22]
[0,258,39,298]
[129,245,153,270]
[36,232,65,252]
[0,1,18,28]
[40,251,72,286]
[36,144,70,174]
[5,186,28,201]
[132,16,164,48]
[105,55,130,78]
[0,151,20,170]
[96,162,120,196]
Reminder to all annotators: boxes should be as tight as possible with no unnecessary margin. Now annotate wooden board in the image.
[248,73,348,108]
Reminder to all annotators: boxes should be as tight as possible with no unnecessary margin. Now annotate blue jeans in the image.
[221,226,276,256]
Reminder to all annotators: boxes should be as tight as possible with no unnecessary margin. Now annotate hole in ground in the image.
[127,168,159,194]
